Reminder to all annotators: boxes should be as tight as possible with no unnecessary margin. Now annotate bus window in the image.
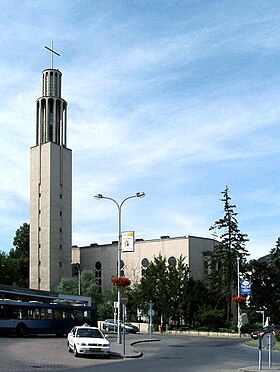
[41,308,53,320]
[84,310,90,323]
[0,306,10,319]
[71,310,84,322]
[28,309,33,319]
[33,309,40,320]
[53,310,66,320]
[27,308,40,320]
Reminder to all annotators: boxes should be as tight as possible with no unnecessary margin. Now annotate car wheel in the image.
[105,326,110,332]
[67,341,73,353]
[74,345,79,357]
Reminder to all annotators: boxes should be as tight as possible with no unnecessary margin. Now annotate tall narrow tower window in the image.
[49,99,54,142]
[50,72,54,96]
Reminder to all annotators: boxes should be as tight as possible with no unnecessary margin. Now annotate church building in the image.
[72,235,216,294]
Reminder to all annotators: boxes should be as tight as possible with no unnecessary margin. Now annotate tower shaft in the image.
[30,68,72,291]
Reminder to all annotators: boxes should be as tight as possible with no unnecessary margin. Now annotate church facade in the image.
[72,235,216,293]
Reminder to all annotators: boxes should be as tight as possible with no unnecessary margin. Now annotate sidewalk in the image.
[109,334,160,358]
[238,367,280,371]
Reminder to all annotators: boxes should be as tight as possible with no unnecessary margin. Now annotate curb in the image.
[124,338,160,358]
[110,337,161,359]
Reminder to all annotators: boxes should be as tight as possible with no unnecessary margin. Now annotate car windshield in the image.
[76,328,103,338]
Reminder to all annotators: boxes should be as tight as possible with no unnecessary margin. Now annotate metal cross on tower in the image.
[45,42,60,69]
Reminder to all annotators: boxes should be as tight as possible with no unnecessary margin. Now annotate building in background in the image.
[72,235,216,293]
[30,67,72,291]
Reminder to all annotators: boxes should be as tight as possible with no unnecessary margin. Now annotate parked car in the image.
[67,325,110,357]
[250,325,280,340]
[102,319,139,333]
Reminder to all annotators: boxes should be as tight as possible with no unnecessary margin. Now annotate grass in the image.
[247,338,280,351]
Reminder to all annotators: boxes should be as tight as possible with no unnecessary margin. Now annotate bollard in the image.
[258,335,262,370]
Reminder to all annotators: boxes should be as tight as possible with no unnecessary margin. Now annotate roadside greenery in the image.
[0,222,29,287]
[209,186,249,323]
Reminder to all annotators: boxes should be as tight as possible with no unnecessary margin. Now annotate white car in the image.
[67,325,110,357]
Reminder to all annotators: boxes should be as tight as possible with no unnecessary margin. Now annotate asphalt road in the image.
[0,333,279,371]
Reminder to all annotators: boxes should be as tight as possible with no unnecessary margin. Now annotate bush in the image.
[196,308,226,331]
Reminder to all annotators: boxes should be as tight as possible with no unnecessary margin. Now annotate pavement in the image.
[238,368,280,371]
[109,333,280,372]
[109,334,160,358]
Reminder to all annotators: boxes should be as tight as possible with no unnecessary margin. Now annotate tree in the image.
[55,269,115,319]
[0,251,17,285]
[246,237,280,324]
[209,186,249,323]
[131,255,190,326]
[181,278,213,328]
[56,269,99,298]
[3,223,30,287]
[133,255,169,324]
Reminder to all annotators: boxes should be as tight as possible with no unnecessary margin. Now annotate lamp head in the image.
[136,192,145,198]
[94,194,103,200]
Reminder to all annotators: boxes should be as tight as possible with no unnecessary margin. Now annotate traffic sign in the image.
[148,309,155,317]
[263,333,276,348]
[120,294,129,305]
[240,279,252,295]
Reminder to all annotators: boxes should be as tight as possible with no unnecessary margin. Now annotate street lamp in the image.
[237,257,241,337]
[94,191,145,343]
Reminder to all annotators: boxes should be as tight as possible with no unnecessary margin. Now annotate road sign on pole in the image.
[121,294,129,305]
[240,279,252,295]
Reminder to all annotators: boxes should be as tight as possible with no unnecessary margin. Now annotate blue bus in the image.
[0,299,97,336]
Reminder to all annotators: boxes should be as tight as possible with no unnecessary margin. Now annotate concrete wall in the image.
[30,143,72,291]
[73,235,216,293]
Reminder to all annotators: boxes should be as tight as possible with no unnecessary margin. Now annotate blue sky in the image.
[0,0,280,259]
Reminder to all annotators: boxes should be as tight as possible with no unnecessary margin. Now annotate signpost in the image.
[240,279,252,295]
[121,294,129,356]
[121,294,129,305]
[148,302,154,339]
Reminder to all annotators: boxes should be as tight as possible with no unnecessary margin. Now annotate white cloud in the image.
[0,1,280,261]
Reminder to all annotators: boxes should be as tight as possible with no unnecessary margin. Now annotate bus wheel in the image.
[74,345,80,357]
[16,324,27,337]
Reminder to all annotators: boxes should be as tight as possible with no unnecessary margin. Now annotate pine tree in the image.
[209,186,249,323]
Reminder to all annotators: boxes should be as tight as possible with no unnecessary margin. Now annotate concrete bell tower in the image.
[30,55,72,291]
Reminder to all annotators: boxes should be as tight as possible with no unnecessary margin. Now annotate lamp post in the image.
[72,263,81,295]
[94,192,145,343]
[237,257,241,337]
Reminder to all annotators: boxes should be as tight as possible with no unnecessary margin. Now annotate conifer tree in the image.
[209,186,249,323]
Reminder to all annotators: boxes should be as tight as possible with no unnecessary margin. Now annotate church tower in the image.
[30,63,72,291]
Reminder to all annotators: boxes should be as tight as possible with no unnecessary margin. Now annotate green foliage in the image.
[55,269,117,319]
[196,308,226,330]
[96,290,117,320]
[181,278,213,327]
[246,239,280,325]
[132,255,169,323]
[0,223,30,287]
[55,276,78,295]
[56,269,99,298]
[209,186,249,322]
[130,254,215,327]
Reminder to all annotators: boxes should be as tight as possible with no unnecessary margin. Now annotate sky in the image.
[0,0,280,260]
